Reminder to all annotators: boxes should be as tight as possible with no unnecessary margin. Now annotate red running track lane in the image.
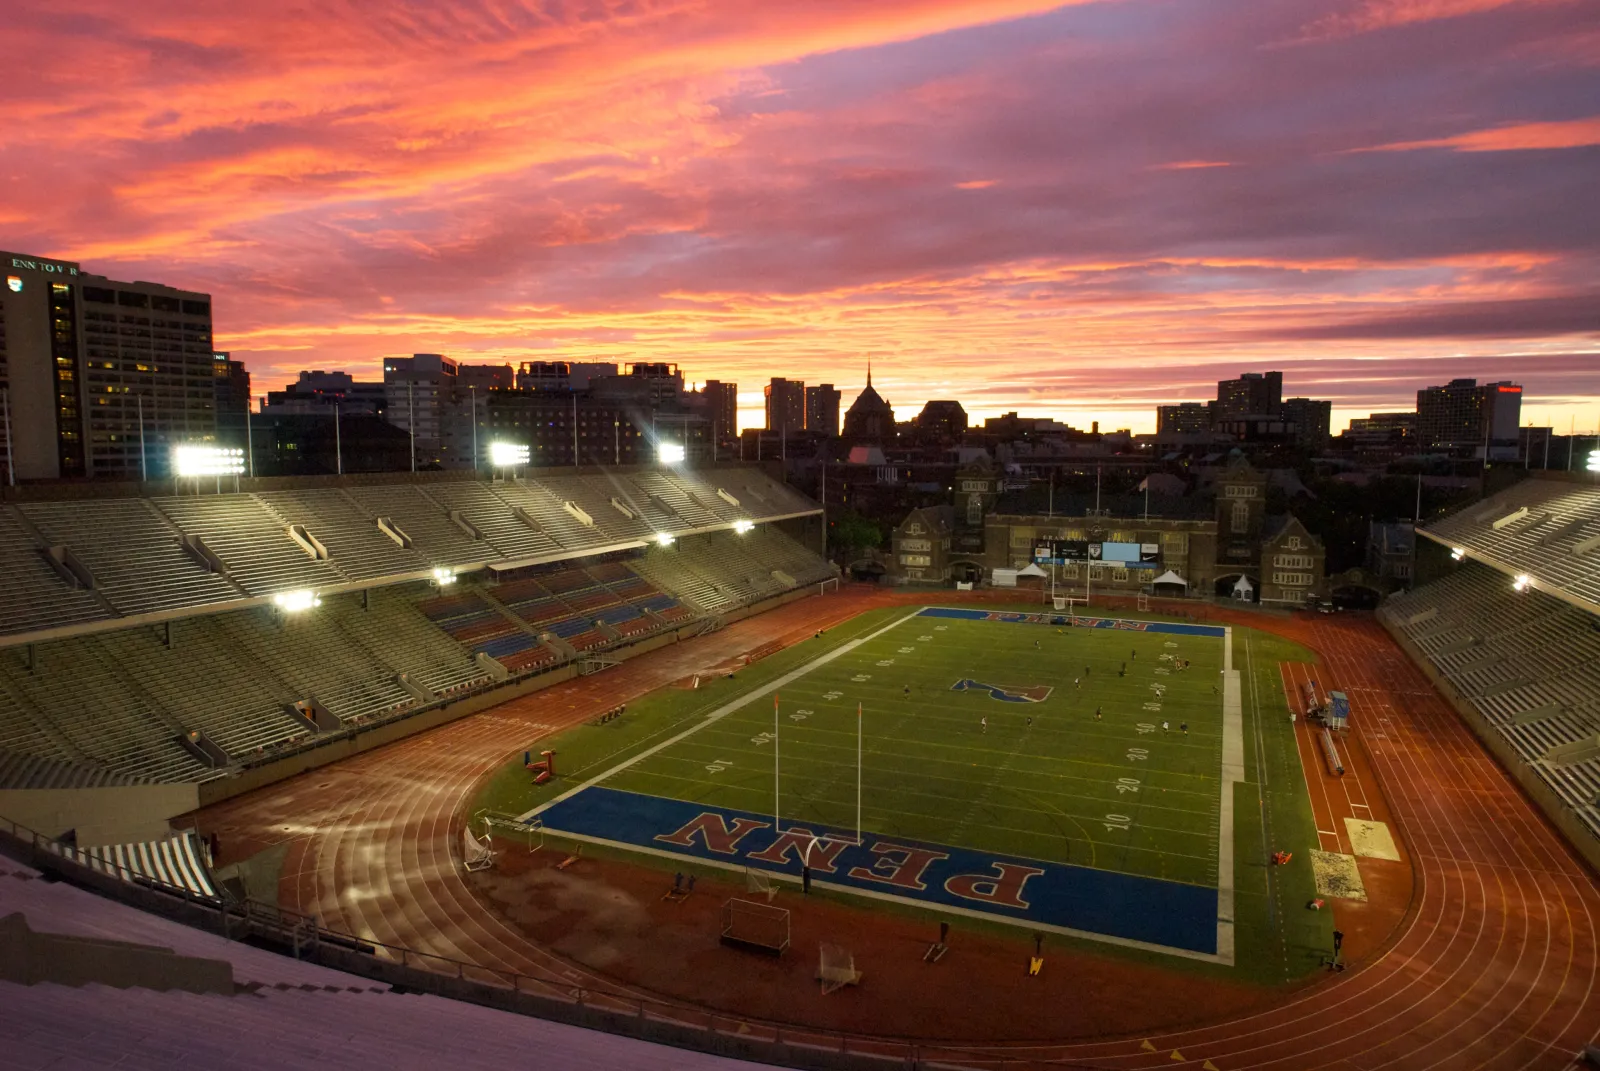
[195,591,1600,1070]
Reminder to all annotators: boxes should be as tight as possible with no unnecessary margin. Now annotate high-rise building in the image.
[212,352,251,453]
[1280,397,1332,450]
[703,379,739,443]
[514,361,618,391]
[384,353,459,469]
[1215,371,1283,418]
[1156,402,1211,434]
[1416,378,1522,454]
[262,369,387,416]
[805,383,841,438]
[2,250,219,481]
[764,377,805,436]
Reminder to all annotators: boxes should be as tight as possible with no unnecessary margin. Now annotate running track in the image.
[196,590,1600,1070]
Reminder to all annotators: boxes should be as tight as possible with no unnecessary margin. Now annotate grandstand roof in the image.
[1418,475,1600,616]
[0,465,820,648]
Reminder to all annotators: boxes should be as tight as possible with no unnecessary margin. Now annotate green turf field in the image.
[472,603,1336,983]
[597,610,1224,887]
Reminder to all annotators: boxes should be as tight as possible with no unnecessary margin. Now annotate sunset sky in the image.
[4,0,1597,434]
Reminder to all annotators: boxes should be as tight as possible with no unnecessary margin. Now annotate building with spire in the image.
[841,362,895,445]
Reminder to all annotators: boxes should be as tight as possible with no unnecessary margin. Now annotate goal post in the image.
[720,898,791,955]
[745,866,779,902]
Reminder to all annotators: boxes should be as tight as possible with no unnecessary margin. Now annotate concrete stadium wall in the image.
[0,783,200,847]
[0,821,931,1071]
[1378,610,1600,877]
[0,912,233,994]
[194,586,817,810]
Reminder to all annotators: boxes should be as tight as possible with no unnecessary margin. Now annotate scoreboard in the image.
[1032,539,1161,568]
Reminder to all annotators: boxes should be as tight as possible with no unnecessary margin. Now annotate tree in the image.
[828,510,882,560]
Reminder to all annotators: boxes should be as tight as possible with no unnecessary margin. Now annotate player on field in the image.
[980,716,988,734]
[1162,720,1170,733]
[1094,706,1102,721]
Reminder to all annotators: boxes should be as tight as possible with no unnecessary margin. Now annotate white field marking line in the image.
[540,826,1229,965]
[517,608,926,821]
[1215,625,1241,966]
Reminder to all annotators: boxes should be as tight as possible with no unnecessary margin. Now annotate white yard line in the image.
[516,608,925,822]
[1216,626,1242,967]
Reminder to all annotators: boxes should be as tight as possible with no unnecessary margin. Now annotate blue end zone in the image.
[918,605,1226,638]
[536,785,1218,956]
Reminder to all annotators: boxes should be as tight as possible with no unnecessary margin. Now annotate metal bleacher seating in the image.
[150,493,347,599]
[17,499,243,616]
[1421,478,1600,611]
[253,489,430,581]
[1382,559,1600,840]
[0,506,110,636]
[0,468,828,785]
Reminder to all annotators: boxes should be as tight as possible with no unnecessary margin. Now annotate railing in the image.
[0,809,1097,1071]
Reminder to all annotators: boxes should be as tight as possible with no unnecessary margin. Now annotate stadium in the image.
[2,463,1598,1071]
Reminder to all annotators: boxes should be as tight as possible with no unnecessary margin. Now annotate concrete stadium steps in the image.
[0,639,208,784]
[550,476,656,542]
[16,499,243,616]
[0,506,110,637]
[94,623,308,758]
[0,680,80,771]
[253,489,430,582]
[419,482,563,560]
[150,494,347,598]
[629,471,722,528]
[1382,558,1600,840]
[0,857,743,1071]
[209,598,416,724]
[340,485,488,566]
[584,474,678,531]
[628,547,734,613]
[482,480,610,550]
[1424,479,1600,610]
[335,587,489,697]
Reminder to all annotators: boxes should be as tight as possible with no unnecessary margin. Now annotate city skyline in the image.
[4,1,1597,434]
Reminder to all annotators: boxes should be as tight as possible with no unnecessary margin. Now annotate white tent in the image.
[1232,575,1255,600]
[1017,563,1048,578]
[1152,570,1188,587]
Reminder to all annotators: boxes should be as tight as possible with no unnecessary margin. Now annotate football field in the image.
[524,607,1239,959]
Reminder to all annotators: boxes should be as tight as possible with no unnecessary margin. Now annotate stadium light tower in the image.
[488,440,529,477]
[172,445,245,493]
[658,441,687,465]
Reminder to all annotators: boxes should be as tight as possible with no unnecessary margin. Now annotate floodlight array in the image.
[273,589,322,613]
[1587,449,1600,474]
[1450,547,1466,561]
[655,532,675,547]
[432,567,457,586]
[489,441,530,467]
[1511,574,1531,593]
[657,442,686,464]
[733,519,755,534]
[172,444,245,478]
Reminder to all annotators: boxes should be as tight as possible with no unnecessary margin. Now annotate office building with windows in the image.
[1417,378,1522,455]
[2,250,217,482]
[703,379,739,444]
[805,383,842,438]
[764,377,806,436]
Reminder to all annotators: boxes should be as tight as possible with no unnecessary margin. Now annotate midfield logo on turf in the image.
[949,679,1053,703]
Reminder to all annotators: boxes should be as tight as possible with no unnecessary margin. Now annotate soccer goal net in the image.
[818,943,862,994]
[744,866,779,902]
[475,811,544,853]
[720,898,791,955]
[461,827,496,872]
[1052,596,1067,611]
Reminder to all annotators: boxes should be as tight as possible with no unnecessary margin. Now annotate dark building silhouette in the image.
[841,365,894,445]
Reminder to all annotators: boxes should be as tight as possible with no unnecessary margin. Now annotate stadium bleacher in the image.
[0,467,832,787]
[1419,476,1600,612]
[1389,476,1600,848]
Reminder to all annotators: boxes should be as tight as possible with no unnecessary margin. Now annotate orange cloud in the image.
[1303,0,1565,39]
[1154,160,1234,170]
[1349,116,1600,153]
